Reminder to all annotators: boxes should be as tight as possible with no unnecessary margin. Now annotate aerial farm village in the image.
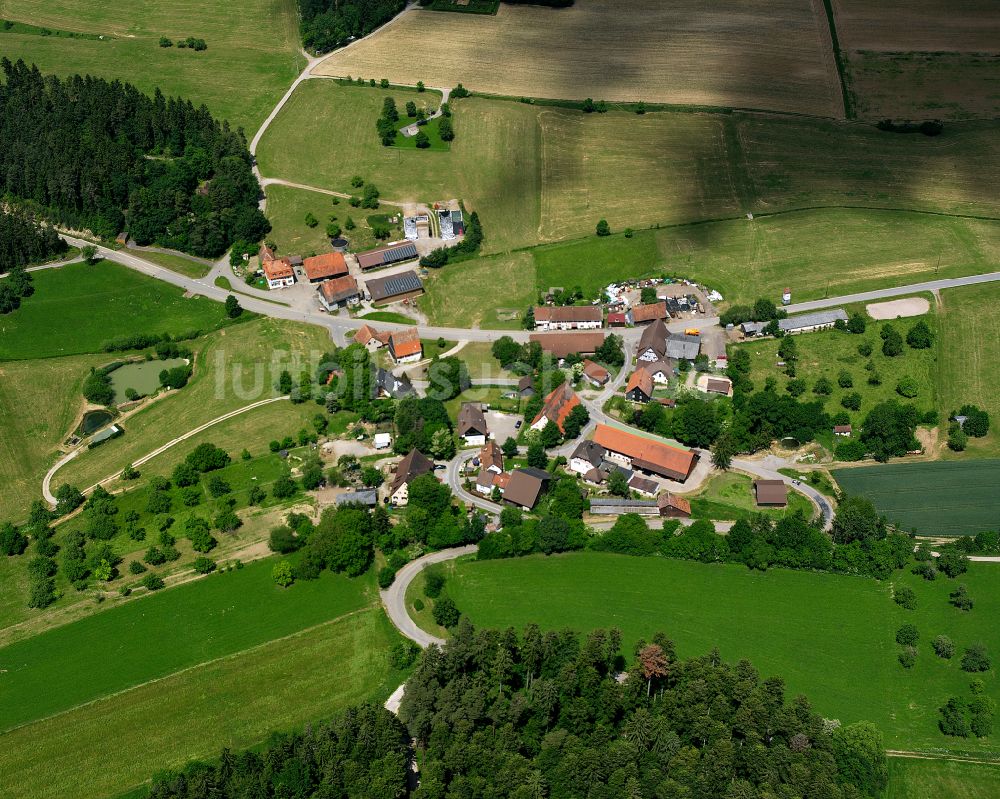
[2,0,1000,797]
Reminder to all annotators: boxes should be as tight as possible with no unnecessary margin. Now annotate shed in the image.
[753,479,788,507]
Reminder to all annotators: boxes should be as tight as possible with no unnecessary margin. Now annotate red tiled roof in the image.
[493,472,511,491]
[582,359,609,384]
[626,369,653,398]
[390,327,422,359]
[262,257,293,280]
[592,424,697,482]
[354,324,382,346]
[303,252,348,280]
[318,275,360,304]
[631,302,667,323]
[657,493,692,515]
[532,384,581,433]
[480,440,503,472]
[529,331,606,358]
[607,312,627,326]
[259,243,276,262]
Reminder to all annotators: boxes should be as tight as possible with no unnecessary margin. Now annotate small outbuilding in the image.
[753,479,788,508]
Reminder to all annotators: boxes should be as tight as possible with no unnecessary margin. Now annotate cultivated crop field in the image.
[831,0,1000,120]
[439,551,1000,754]
[937,283,1000,457]
[0,261,241,360]
[0,0,303,131]
[313,0,843,117]
[833,461,1000,536]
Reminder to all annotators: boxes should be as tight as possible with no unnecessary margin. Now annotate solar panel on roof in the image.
[382,243,417,265]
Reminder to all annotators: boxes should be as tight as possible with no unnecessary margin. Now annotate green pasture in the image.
[689,472,816,521]
[441,552,1000,755]
[0,0,303,132]
[0,260,240,360]
[123,248,211,279]
[886,757,1000,798]
[938,283,1000,458]
[0,607,404,799]
[733,315,938,432]
[834,461,1000,537]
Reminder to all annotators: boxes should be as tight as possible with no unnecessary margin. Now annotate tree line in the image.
[0,207,66,275]
[145,622,888,799]
[0,59,269,257]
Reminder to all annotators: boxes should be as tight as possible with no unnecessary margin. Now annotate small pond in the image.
[110,358,188,403]
[80,409,113,435]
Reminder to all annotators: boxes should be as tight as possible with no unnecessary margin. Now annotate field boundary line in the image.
[0,603,377,738]
[886,749,1000,765]
[818,0,854,118]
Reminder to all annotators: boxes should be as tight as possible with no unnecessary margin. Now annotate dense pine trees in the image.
[300,0,406,54]
[0,59,269,257]
[146,623,887,798]
[0,207,66,275]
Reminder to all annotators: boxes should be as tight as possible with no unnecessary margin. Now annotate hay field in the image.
[0,0,303,131]
[831,0,1000,52]
[313,0,843,117]
[936,282,1000,458]
[887,758,1000,799]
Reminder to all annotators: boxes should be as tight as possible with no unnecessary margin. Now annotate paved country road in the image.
[381,545,477,648]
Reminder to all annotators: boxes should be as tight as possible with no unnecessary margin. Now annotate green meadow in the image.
[437,551,1000,755]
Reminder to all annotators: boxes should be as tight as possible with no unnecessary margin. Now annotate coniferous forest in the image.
[299,0,406,54]
[0,207,67,275]
[0,59,269,258]
[146,623,888,799]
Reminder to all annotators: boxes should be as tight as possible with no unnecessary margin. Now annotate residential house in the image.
[657,493,692,518]
[625,369,653,404]
[643,360,675,384]
[517,375,535,398]
[593,424,699,482]
[753,479,788,507]
[475,469,498,496]
[503,469,546,510]
[628,475,658,497]
[317,275,362,311]
[374,368,415,399]
[303,252,349,283]
[458,403,489,446]
[589,498,659,516]
[666,333,700,361]
[533,305,603,331]
[388,328,423,364]
[259,244,295,289]
[581,359,610,387]
[357,242,419,270]
[834,424,853,437]
[336,488,378,507]
[529,331,606,359]
[479,440,504,474]
[569,439,606,479]
[354,324,391,350]
[388,449,435,506]
[637,319,669,362]
[365,271,424,305]
[628,302,668,325]
[530,384,581,433]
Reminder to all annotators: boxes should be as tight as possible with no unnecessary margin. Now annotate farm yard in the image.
[429,551,1000,755]
[312,0,844,117]
[937,282,1000,458]
[833,461,1000,536]
[0,0,304,132]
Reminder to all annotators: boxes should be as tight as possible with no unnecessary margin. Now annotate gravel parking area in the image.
[866,297,930,319]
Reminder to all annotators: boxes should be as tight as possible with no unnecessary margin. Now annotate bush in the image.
[906,320,933,349]
[835,439,866,461]
[948,424,968,452]
[841,392,862,411]
[413,598,424,612]
[958,405,990,438]
[0,522,28,556]
[898,647,917,669]
[896,376,919,398]
[595,219,610,237]
[881,325,904,356]
[937,550,969,578]
[269,525,300,554]
[377,566,396,589]
[961,643,991,673]
[895,624,919,646]
[144,546,167,566]
[858,341,873,357]
[389,640,420,670]
[424,567,445,598]
[141,573,165,591]
[894,585,916,610]
[272,560,294,587]
[838,370,853,389]
[206,474,231,497]
[950,584,974,611]
[185,443,231,473]
[933,635,955,659]
[432,595,460,628]
[193,556,216,574]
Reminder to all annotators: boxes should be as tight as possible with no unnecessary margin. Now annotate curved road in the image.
[382,545,477,648]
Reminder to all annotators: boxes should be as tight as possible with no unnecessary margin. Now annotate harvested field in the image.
[848,52,1000,121]
[831,0,1000,53]
[313,0,844,117]
[866,298,931,319]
